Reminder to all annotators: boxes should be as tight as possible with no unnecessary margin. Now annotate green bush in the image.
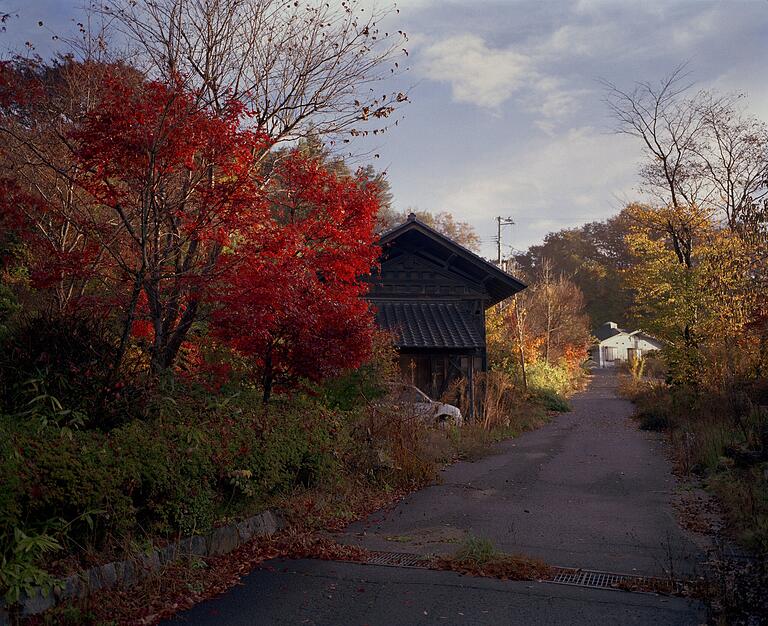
[0,314,138,430]
[534,388,570,412]
[321,331,397,411]
[526,360,572,397]
[0,383,355,594]
[0,329,419,602]
[637,406,672,431]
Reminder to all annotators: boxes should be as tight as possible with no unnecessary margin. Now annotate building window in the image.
[603,346,618,361]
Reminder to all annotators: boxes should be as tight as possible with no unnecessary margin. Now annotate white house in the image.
[592,322,663,368]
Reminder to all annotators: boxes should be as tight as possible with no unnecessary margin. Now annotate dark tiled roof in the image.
[594,325,625,341]
[378,215,526,306]
[375,302,483,349]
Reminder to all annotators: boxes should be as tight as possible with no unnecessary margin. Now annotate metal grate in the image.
[548,567,661,591]
[360,552,676,594]
[365,551,430,568]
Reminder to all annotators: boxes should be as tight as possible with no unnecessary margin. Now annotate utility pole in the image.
[495,216,515,266]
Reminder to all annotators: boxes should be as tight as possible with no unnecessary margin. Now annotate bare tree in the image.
[603,67,768,256]
[603,66,709,210]
[99,0,409,144]
[603,68,713,269]
[695,95,768,235]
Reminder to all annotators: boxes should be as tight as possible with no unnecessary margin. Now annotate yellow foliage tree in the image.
[624,203,758,385]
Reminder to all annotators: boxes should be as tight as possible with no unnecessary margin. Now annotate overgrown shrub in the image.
[0,384,353,586]
[534,388,571,413]
[321,330,398,411]
[0,314,138,429]
[625,370,768,554]
[526,360,572,397]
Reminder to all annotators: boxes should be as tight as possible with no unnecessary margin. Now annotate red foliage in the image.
[212,153,380,400]
[2,59,380,395]
[68,71,273,370]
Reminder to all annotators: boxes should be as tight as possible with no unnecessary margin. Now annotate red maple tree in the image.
[2,59,381,398]
[212,153,380,401]
[70,71,272,374]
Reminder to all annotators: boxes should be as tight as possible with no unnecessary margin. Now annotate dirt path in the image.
[340,369,705,578]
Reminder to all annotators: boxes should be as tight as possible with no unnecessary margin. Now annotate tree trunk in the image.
[513,296,528,391]
[113,280,143,370]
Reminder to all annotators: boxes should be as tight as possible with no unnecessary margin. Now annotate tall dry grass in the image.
[442,371,551,437]
[620,355,768,554]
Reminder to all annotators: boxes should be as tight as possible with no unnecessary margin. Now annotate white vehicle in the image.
[384,382,463,428]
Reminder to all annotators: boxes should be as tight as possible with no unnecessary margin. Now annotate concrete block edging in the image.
[0,509,283,623]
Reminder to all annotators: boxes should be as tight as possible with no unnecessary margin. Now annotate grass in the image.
[655,412,767,553]
[431,535,553,581]
[534,388,571,413]
[619,365,768,624]
[454,535,496,564]
[637,406,672,431]
[708,467,768,554]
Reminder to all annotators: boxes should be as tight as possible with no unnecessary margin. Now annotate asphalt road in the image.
[165,369,707,625]
[165,558,703,626]
[341,368,705,577]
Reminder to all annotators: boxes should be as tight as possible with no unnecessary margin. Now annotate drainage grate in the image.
[548,567,664,592]
[361,552,677,594]
[365,551,430,568]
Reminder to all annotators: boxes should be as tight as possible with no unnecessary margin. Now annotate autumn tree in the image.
[74,74,273,374]
[212,153,380,402]
[623,203,759,384]
[605,67,768,384]
[2,58,382,402]
[515,208,636,327]
[0,59,133,313]
[487,263,590,389]
[1,61,273,376]
[487,295,530,389]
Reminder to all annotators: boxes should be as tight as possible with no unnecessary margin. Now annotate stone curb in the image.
[0,509,283,624]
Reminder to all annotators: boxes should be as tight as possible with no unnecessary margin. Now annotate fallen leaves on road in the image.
[430,553,553,582]
[29,483,397,626]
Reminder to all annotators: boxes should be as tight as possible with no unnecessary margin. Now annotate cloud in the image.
[418,34,533,109]
[415,31,586,131]
[530,77,586,132]
[536,21,622,59]
[435,127,640,253]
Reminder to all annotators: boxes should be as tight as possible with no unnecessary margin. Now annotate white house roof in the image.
[594,322,662,347]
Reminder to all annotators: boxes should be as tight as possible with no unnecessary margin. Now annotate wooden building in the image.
[368,213,526,403]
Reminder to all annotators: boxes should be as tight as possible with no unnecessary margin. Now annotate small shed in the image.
[368,214,526,402]
[593,322,663,367]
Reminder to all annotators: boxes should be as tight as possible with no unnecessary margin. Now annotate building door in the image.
[603,346,618,364]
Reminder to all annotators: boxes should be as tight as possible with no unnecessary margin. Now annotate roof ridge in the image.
[379,216,526,293]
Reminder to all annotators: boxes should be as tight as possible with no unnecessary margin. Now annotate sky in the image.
[3,0,768,259]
